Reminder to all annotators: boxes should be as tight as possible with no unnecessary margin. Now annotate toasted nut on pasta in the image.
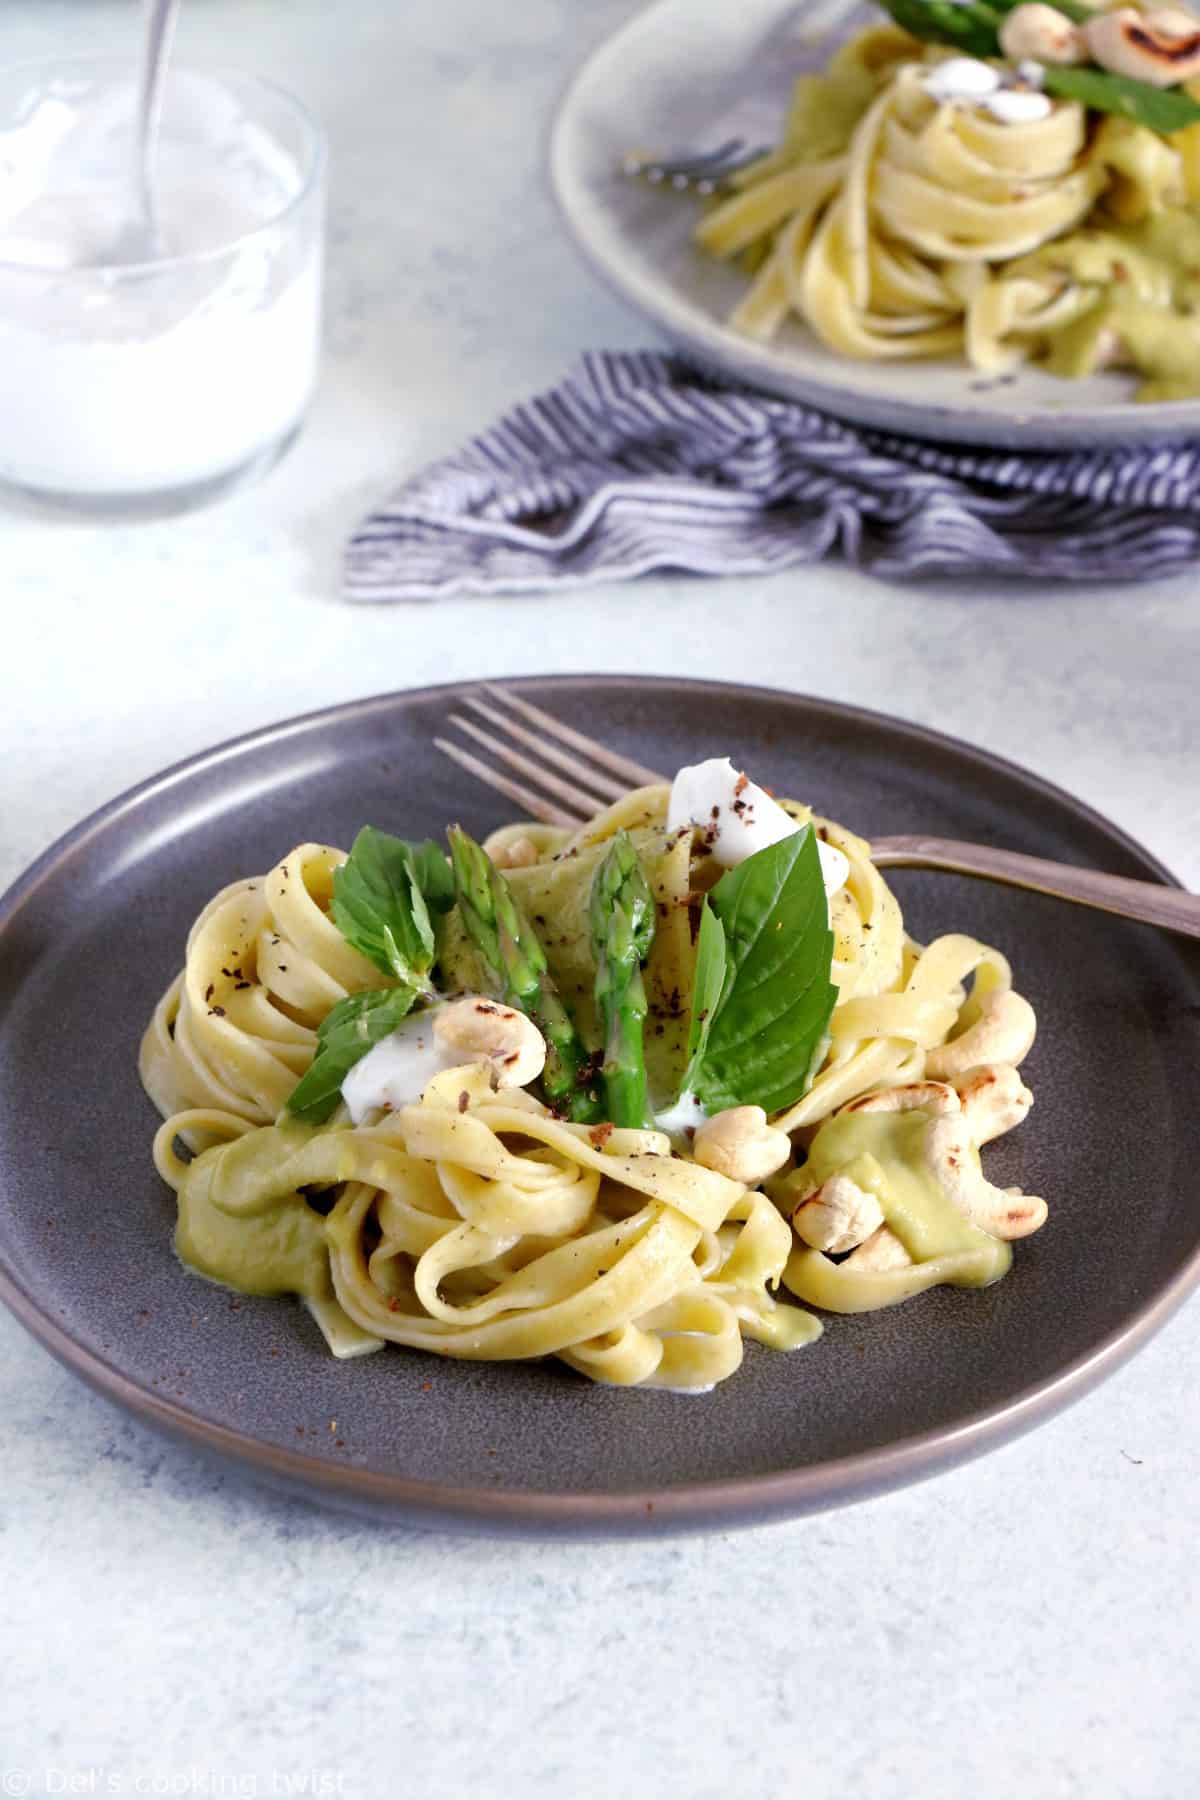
[432,997,546,1088]
[841,1079,961,1118]
[1088,326,1131,372]
[492,835,540,870]
[845,1225,914,1272]
[800,1068,1045,1252]
[924,1115,1048,1239]
[1000,3,1086,62]
[693,1105,792,1186]
[953,1064,1034,1145]
[792,1172,886,1254]
[835,1067,1030,1146]
[1083,6,1200,85]
[924,990,1037,1080]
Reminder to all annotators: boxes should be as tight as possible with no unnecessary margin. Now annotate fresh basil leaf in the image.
[1042,66,1200,132]
[331,828,450,986]
[286,986,418,1124]
[683,901,728,1083]
[407,841,456,914]
[688,828,837,1117]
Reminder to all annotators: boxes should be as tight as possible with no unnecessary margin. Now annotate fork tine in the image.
[621,140,771,193]
[434,738,582,828]
[481,687,666,789]
[462,695,627,802]
[623,138,745,178]
[449,713,614,817]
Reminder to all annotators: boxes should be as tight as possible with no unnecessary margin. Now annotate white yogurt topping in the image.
[922,56,1003,100]
[666,757,849,894]
[653,1090,710,1139]
[921,56,1053,122]
[983,86,1053,122]
[341,1007,455,1124]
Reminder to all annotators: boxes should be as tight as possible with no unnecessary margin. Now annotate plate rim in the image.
[548,0,1200,448]
[3,673,1198,1535]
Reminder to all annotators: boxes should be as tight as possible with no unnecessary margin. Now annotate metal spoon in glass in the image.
[108,0,180,264]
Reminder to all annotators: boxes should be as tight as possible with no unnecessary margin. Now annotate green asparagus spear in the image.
[589,832,656,1129]
[447,825,600,1119]
[882,0,1003,58]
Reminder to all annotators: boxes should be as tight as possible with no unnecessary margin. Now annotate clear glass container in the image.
[0,57,326,516]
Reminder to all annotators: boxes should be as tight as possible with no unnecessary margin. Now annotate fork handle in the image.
[870,835,1200,941]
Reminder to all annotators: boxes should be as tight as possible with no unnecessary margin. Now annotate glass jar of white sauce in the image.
[0,57,326,515]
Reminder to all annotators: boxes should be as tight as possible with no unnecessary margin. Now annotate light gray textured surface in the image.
[1,1,1197,1795]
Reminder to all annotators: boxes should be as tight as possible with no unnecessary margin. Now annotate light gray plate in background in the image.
[550,0,1200,447]
[1,676,1198,1534]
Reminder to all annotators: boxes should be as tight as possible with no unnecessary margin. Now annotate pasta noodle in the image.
[141,777,1045,1393]
[691,19,1200,399]
[140,846,389,1135]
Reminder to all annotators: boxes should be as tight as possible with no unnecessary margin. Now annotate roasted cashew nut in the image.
[841,1079,961,1118]
[1000,3,1087,63]
[953,1063,1034,1145]
[924,1115,1047,1239]
[851,1065,1032,1148]
[792,1172,885,1254]
[693,1105,792,1186]
[845,1225,914,1272]
[432,997,546,1088]
[491,835,540,870]
[1083,6,1200,86]
[925,989,1037,1081]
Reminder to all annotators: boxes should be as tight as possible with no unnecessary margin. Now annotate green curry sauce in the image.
[783,1108,1010,1313]
[174,1120,331,1299]
[1033,207,1200,399]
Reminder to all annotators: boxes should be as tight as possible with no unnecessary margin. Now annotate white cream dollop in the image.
[341,1006,456,1124]
[922,56,1003,100]
[921,55,1053,120]
[982,86,1053,121]
[653,1090,711,1139]
[666,757,849,894]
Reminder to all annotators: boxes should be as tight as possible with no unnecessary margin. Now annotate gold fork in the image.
[435,687,1200,942]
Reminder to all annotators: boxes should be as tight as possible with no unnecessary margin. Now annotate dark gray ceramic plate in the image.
[2,677,1198,1536]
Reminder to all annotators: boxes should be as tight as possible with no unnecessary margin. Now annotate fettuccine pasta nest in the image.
[689,19,1200,401]
[141,781,1045,1394]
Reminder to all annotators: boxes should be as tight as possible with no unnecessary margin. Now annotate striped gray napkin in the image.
[344,350,1200,600]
